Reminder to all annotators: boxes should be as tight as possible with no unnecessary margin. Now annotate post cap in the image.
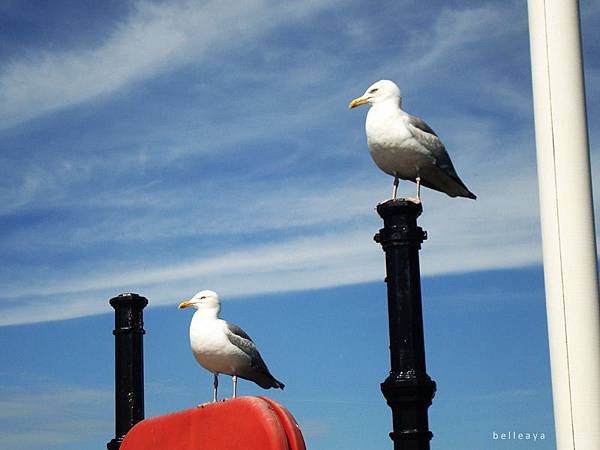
[109,293,148,309]
[376,199,423,219]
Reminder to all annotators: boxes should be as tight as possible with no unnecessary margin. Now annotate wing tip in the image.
[447,187,476,199]
[270,375,285,390]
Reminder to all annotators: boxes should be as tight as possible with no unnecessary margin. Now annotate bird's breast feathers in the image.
[365,107,411,144]
[365,108,435,179]
[190,321,251,375]
[189,320,250,374]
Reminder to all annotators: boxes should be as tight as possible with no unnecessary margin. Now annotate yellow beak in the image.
[178,300,193,309]
[349,96,369,109]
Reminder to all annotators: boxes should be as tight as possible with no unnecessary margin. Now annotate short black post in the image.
[107,293,148,450]
[374,200,436,450]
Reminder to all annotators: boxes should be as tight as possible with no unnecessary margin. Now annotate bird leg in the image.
[232,375,238,399]
[392,175,399,200]
[213,373,219,402]
[407,177,422,204]
[415,176,422,203]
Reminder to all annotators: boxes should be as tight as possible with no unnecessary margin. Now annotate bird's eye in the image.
[200,296,206,300]
[369,88,378,94]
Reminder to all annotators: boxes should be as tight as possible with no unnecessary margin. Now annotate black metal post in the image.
[107,293,148,450]
[374,200,436,450]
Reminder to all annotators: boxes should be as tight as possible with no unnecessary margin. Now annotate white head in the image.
[178,289,221,315]
[349,80,402,109]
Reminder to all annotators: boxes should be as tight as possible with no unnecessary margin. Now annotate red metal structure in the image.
[120,396,305,450]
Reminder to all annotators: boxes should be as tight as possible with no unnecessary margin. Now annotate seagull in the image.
[178,290,284,402]
[349,80,476,202]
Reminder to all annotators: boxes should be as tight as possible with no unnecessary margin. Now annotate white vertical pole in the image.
[527,1,600,449]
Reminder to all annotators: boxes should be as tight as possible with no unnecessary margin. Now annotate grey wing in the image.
[225,323,270,371]
[405,114,476,198]
[405,114,460,176]
[225,322,285,389]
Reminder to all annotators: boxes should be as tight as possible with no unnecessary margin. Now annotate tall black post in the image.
[107,293,148,450]
[374,200,436,450]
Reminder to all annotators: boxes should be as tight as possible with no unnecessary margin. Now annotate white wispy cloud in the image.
[0,0,597,328]
[0,0,340,129]
[402,3,526,77]
[0,385,112,449]
[0,163,543,327]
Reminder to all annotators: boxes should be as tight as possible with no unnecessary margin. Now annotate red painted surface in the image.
[257,397,306,450]
[120,396,306,450]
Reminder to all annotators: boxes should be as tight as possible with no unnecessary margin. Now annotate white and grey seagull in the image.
[178,290,284,402]
[349,80,476,202]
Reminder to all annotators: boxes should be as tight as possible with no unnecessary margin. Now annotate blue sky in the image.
[0,0,599,449]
